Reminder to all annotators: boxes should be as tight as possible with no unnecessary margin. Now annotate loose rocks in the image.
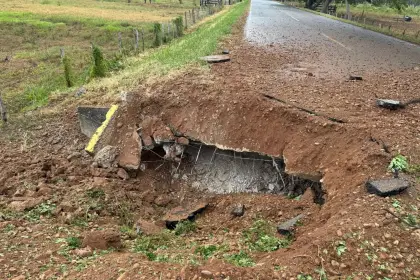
[94,146,118,168]
[135,219,162,235]
[277,214,304,235]
[366,178,409,197]
[82,229,122,250]
[231,203,245,217]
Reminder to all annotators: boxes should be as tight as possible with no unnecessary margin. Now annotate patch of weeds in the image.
[3,224,15,233]
[297,274,313,280]
[315,268,327,280]
[133,230,186,262]
[71,217,89,228]
[86,188,105,199]
[195,244,228,260]
[391,198,402,210]
[66,236,81,249]
[174,220,196,236]
[24,202,56,222]
[388,154,408,172]
[335,240,347,257]
[243,220,292,252]
[403,214,418,227]
[120,225,137,239]
[225,251,255,267]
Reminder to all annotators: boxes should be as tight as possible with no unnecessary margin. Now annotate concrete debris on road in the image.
[376,99,403,110]
[200,55,230,63]
[366,178,410,197]
[277,214,304,235]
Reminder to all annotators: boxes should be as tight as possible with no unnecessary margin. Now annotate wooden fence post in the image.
[118,32,122,51]
[192,9,196,24]
[60,48,65,59]
[185,11,188,29]
[0,95,7,123]
[134,29,139,51]
[141,28,145,52]
[416,30,420,38]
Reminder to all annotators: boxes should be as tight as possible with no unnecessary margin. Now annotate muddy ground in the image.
[0,7,419,280]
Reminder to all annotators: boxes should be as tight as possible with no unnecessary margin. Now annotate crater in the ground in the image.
[141,139,325,204]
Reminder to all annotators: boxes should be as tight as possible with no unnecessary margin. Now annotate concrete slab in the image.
[366,178,410,197]
[376,99,403,110]
[78,106,110,138]
[200,55,230,63]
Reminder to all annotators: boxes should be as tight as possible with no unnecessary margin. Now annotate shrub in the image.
[173,16,184,37]
[62,55,73,87]
[153,23,162,47]
[90,44,107,78]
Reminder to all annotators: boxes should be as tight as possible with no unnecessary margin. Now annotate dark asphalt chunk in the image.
[366,178,410,197]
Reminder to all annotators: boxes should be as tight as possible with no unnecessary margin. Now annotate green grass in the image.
[225,251,255,267]
[337,3,420,17]
[243,220,292,252]
[174,220,197,236]
[88,0,249,96]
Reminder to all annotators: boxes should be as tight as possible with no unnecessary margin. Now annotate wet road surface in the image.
[245,0,420,76]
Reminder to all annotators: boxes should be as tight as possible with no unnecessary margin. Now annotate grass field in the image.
[0,0,204,113]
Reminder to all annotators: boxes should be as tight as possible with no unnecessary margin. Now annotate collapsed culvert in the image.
[140,136,326,205]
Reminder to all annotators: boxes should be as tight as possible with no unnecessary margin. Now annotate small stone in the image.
[135,219,162,235]
[337,229,343,237]
[396,262,405,268]
[117,168,130,180]
[117,122,123,128]
[176,137,189,145]
[231,204,245,217]
[339,263,347,268]
[277,214,304,235]
[201,270,213,279]
[133,263,140,269]
[366,178,409,197]
[414,270,420,277]
[11,276,25,280]
[407,254,413,262]
[363,223,373,228]
[385,213,393,219]
[117,272,128,280]
[82,229,122,250]
[94,146,118,168]
[384,233,391,239]
[67,152,81,161]
[75,247,93,258]
[393,240,399,245]
[331,260,340,267]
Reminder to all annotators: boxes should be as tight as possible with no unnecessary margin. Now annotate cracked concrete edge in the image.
[85,104,119,155]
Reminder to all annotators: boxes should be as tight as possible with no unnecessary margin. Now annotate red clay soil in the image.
[0,9,419,280]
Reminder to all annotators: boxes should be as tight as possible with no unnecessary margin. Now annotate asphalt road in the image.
[245,0,420,76]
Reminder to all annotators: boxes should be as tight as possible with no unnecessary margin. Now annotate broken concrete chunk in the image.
[135,219,162,235]
[141,135,155,150]
[94,146,118,168]
[163,202,208,229]
[231,203,245,217]
[77,106,109,138]
[118,131,142,171]
[82,229,122,250]
[376,99,403,110]
[153,128,175,145]
[277,214,304,235]
[176,137,189,146]
[200,55,230,63]
[117,168,130,180]
[366,178,409,197]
